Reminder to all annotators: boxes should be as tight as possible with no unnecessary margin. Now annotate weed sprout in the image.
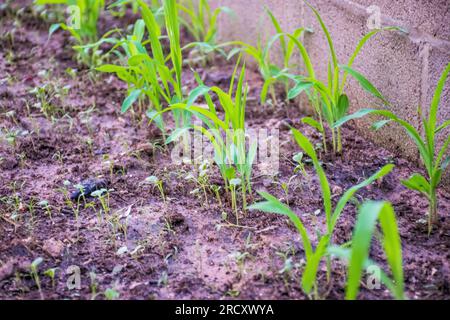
[144,176,166,203]
[30,257,44,300]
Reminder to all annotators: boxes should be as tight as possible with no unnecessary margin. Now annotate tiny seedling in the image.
[91,188,113,215]
[35,0,118,66]
[30,257,44,300]
[144,176,166,203]
[38,200,52,221]
[185,159,212,206]
[104,287,120,300]
[44,268,58,288]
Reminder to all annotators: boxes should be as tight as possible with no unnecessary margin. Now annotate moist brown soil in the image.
[1,1,449,300]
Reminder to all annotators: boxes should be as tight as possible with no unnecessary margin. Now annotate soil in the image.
[1,1,449,300]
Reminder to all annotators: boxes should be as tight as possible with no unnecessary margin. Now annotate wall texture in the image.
[211,0,450,181]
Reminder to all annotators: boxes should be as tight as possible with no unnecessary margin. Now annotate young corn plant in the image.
[178,0,231,44]
[35,0,115,66]
[334,62,450,234]
[36,0,104,43]
[97,0,188,134]
[249,128,394,298]
[260,7,312,104]
[285,1,401,153]
[227,7,309,105]
[328,201,405,300]
[151,57,257,222]
[179,1,233,66]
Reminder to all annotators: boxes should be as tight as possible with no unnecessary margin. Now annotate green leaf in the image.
[187,85,210,107]
[96,64,126,73]
[49,23,61,38]
[301,116,323,133]
[291,128,332,222]
[288,80,313,100]
[340,65,389,105]
[372,119,392,130]
[121,89,141,113]
[428,63,450,133]
[401,173,430,195]
[346,201,404,300]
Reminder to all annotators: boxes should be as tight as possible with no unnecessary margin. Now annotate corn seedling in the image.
[334,62,450,233]
[151,57,257,220]
[178,0,232,63]
[329,201,404,299]
[249,128,394,298]
[283,1,401,153]
[35,0,116,66]
[30,257,44,300]
[178,0,229,44]
[97,0,188,135]
[226,8,310,105]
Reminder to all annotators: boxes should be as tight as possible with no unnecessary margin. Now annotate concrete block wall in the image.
[211,0,450,182]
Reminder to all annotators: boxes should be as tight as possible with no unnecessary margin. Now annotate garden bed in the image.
[0,1,449,300]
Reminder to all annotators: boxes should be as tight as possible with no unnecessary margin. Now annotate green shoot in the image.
[149,57,257,221]
[226,8,310,105]
[97,0,189,134]
[30,257,44,300]
[38,200,53,221]
[285,1,401,153]
[334,62,450,233]
[44,267,58,288]
[178,0,231,44]
[249,128,394,298]
[144,176,166,204]
[329,201,405,300]
[35,0,117,66]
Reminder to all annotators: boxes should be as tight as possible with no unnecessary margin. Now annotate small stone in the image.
[43,238,64,258]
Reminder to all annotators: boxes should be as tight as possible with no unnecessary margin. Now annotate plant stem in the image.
[337,127,342,153]
[231,186,238,225]
[428,190,438,235]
